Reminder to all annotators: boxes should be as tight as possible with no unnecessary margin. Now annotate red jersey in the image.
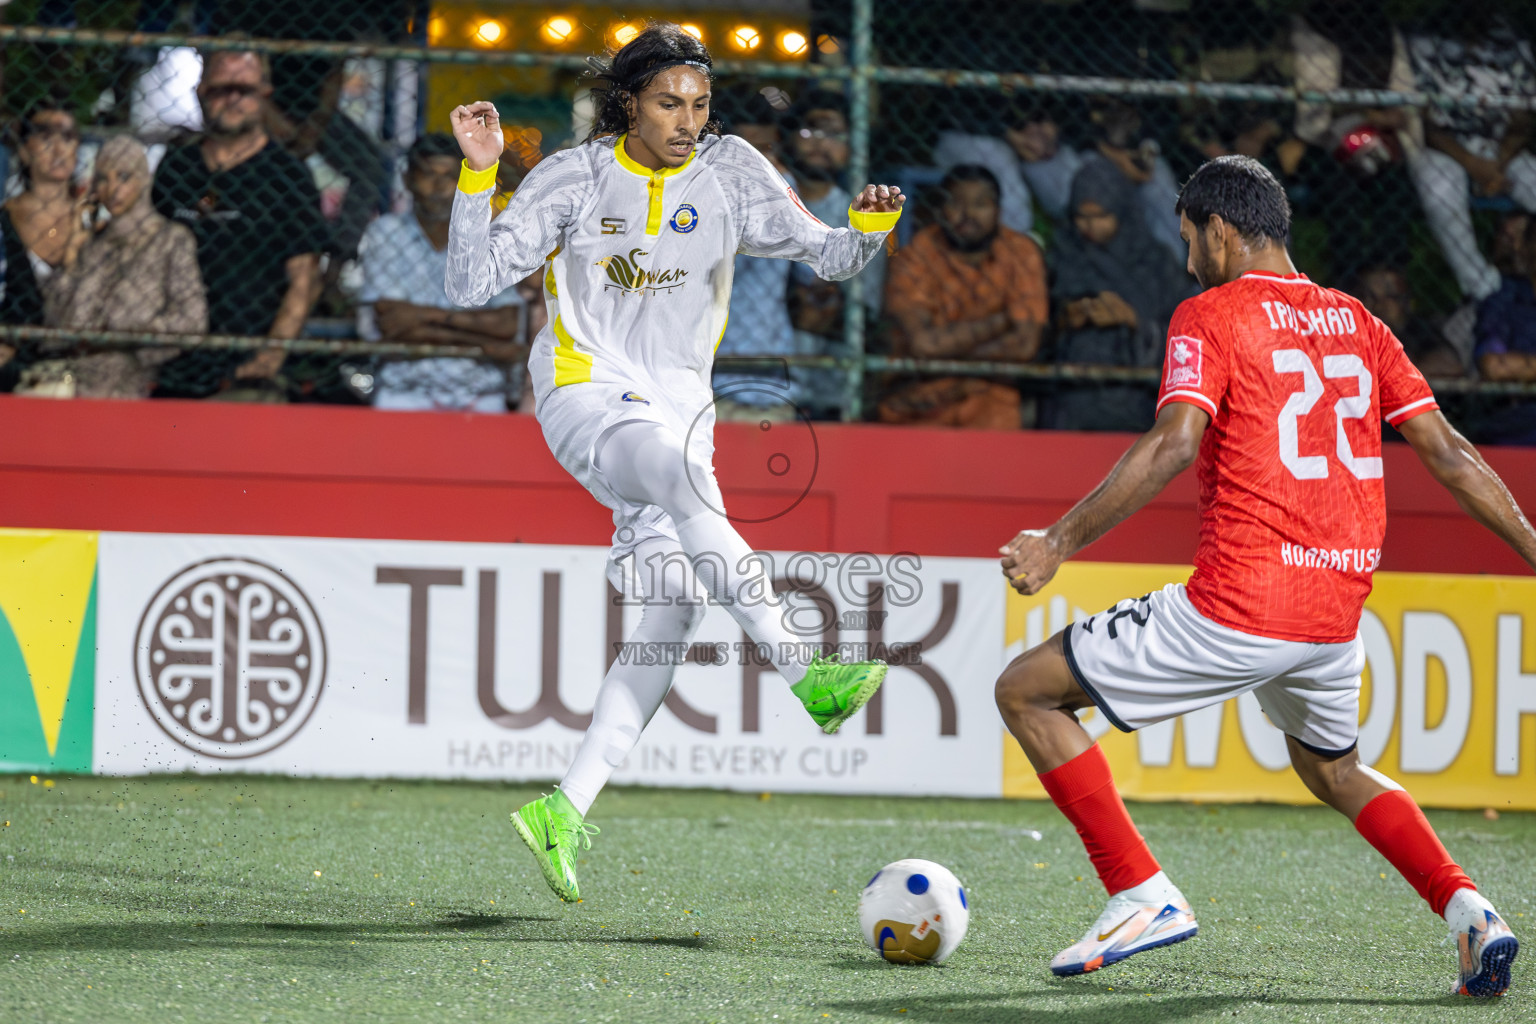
[1155,270,1437,643]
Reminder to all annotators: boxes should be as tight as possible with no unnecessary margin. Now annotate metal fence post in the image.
[841,0,874,422]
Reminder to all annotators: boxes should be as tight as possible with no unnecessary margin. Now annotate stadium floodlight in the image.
[729,25,761,51]
[816,34,841,54]
[540,15,576,44]
[680,23,704,42]
[427,17,446,45]
[611,22,640,47]
[778,30,808,57]
[473,18,505,45]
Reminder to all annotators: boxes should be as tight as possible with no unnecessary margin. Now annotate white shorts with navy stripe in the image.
[1063,583,1363,757]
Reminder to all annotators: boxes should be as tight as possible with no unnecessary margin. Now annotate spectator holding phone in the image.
[0,99,83,342]
[43,136,206,398]
[1084,99,1186,264]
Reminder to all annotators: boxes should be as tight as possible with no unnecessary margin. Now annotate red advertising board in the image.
[0,395,1531,576]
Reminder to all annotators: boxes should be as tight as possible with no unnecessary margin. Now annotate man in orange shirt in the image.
[881,164,1047,428]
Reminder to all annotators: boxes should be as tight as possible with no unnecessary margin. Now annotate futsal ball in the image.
[858,858,969,965]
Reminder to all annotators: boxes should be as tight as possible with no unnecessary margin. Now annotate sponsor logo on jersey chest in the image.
[595,247,689,294]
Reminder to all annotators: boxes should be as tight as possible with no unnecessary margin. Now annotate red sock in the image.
[1354,789,1474,917]
[1038,744,1160,895]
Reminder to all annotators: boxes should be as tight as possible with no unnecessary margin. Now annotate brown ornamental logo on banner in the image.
[133,557,327,759]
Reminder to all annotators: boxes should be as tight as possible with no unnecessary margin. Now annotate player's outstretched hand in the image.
[451,101,504,172]
[853,184,906,214]
[999,529,1061,596]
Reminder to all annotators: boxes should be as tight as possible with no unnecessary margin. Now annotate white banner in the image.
[94,534,1007,797]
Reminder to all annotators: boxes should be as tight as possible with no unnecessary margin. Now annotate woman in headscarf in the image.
[1046,154,1196,431]
[43,135,206,398]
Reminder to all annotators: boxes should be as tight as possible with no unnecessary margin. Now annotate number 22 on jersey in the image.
[1272,349,1383,482]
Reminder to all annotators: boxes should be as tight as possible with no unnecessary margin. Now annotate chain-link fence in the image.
[2,1,1534,439]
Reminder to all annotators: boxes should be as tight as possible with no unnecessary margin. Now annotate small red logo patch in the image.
[1165,335,1203,389]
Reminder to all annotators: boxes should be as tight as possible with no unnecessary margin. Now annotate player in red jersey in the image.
[995,156,1536,995]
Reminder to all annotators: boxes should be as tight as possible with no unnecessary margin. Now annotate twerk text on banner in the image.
[94,533,1006,796]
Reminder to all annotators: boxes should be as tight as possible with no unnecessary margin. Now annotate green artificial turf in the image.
[0,774,1531,1023]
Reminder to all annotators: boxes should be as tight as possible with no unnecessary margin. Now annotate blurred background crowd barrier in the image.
[3,0,1536,438]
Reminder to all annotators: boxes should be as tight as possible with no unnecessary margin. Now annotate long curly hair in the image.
[585,22,720,143]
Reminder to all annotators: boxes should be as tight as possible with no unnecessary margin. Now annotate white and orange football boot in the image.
[1050,871,1198,976]
[1446,889,1518,997]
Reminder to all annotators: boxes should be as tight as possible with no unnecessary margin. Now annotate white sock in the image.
[1444,888,1498,930]
[557,595,703,817]
[593,419,811,686]
[674,510,809,685]
[1116,869,1182,906]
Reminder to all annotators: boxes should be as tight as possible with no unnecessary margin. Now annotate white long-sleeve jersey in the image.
[445,133,897,406]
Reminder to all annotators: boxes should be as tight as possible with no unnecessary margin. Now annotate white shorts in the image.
[537,381,722,591]
[1063,583,1363,757]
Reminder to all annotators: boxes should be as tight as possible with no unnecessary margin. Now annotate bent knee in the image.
[675,597,707,637]
[1288,740,1361,800]
[993,672,1043,725]
[995,641,1056,712]
[995,636,1082,715]
[639,597,707,641]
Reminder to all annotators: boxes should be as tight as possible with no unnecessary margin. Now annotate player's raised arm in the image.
[1000,402,1208,595]
[1399,410,1536,572]
[445,102,588,308]
[727,136,903,281]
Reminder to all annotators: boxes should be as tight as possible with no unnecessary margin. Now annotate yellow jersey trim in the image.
[613,134,696,179]
[714,315,730,354]
[543,263,558,298]
[847,205,902,234]
[614,134,696,236]
[551,315,593,387]
[646,179,664,235]
[458,160,499,194]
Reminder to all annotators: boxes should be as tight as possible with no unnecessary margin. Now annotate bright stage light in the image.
[680,23,704,41]
[730,25,761,51]
[474,19,505,45]
[611,22,640,46]
[778,30,808,56]
[540,16,576,44]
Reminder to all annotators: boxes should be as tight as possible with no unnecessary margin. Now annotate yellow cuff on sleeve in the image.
[458,159,499,194]
[848,205,902,233]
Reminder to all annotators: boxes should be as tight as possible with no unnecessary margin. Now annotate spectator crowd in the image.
[1,0,1534,442]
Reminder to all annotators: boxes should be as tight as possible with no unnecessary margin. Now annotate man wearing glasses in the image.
[151,48,329,399]
[785,89,884,413]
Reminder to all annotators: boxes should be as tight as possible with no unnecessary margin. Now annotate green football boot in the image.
[790,653,889,734]
[510,789,598,903]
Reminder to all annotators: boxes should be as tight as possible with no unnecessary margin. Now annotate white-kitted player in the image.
[445,21,903,904]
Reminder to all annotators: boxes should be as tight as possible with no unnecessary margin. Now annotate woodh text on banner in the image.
[1001,562,1536,811]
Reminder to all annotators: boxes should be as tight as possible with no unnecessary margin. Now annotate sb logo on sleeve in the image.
[1165,336,1204,389]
